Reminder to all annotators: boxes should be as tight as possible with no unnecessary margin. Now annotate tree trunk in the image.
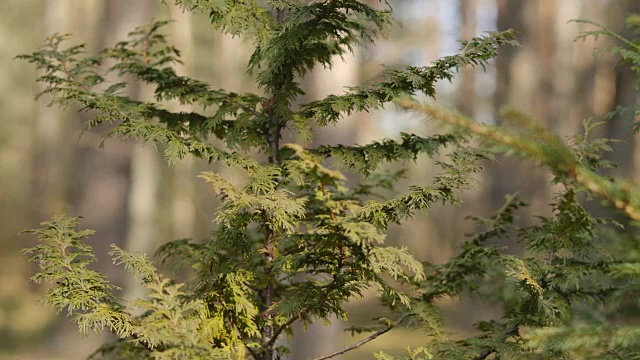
[606,0,640,181]
[168,5,200,244]
[30,1,72,229]
[80,0,155,297]
[103,1,159,302]
[458,0,477,117]
[490,0,557,215]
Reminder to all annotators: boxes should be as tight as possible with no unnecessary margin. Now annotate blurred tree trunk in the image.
[30,1,73,227]
[168,5,200,244]
[490,0,628,214]
[605,0,640,181]
[31,2,93,356]
[100,1,159,302]
[0,0,74,353]
[458,0,477,117]
[126,146,161,301]
[490,0,558,214]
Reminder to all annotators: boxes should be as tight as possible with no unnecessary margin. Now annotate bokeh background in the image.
[1,0,639,359]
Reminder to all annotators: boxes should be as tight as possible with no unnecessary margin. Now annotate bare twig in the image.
[310,314,409,360]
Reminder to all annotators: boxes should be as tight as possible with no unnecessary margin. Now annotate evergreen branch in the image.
[19,34,266,169]
[314,133,460,175]
[299,30,516,126]
[103,27,265,110]
[405,102,640,220]
[311,314,409,360]
[473,323,521,360]
[351,147,486,229]
[572,19,640,51]
[170,1,275,48]
[526,325,640,355]
[22,216,134,338]
[19,26,271,163]
[250,0,393,105]
[470,215,573,360]
[109,244,157,284]
[420,195,523,302]
[99,106,261,169]
[130,332,155,353]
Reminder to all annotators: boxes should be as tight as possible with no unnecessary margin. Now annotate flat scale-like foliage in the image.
[22,1,640,359]
[20,2,516,359]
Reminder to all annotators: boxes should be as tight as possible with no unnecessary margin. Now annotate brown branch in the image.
[264,312,303,349]
[310,314,409,360]
[59,58,92,93]
[142,38,149,67]
[261,220,276,340]
[320,184,337,221]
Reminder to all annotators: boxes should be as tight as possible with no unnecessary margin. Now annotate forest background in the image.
[1,0,639,359]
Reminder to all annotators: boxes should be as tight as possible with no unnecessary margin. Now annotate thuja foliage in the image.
[24,0,640,359]
[20,1,517,359]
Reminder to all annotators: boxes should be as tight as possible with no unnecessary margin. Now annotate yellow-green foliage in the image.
[20,2,515,359]
[27,2,640,360]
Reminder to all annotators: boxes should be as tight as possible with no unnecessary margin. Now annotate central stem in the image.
[259,117,282,360]
[258,8,287,360]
